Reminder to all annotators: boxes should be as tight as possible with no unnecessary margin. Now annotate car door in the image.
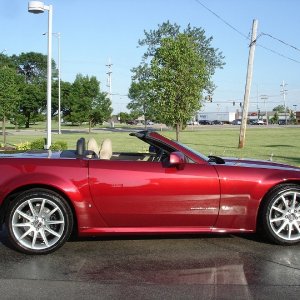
[88,159,220,227]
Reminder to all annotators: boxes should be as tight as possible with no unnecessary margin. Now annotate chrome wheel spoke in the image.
[48,207,58,217]
[280,195,289,209]
[270,216,285,223]
[40,229,49,247]
[272,206,285,214]
[16,209,33,222]
[275,221,288,234]
[288,223,293,239]
[19,227,33,241]
[31,231,38,248]
[44,226,62,238]
[47,220,64,225]
[294,222,300,234]
[38,199,46,217]
[291,192,299,210]
[27,200,36,216]
[13,222,31,228]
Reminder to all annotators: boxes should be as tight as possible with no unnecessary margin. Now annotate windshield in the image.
[173,140,209,162]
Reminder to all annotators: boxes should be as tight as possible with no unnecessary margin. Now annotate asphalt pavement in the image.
[0,230,300,299]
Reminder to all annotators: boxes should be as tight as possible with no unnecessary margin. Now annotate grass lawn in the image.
[2,123,300,167]
[169,127,300,166]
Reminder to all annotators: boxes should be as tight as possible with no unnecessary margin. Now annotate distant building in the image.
[197,112,236,123]
[198,110,299,124]
[295,111,300,124]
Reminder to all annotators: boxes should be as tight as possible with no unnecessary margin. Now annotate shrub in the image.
[50,141,68,151]
[30,138,45,150]
[30,139,68,151]
[15,142,31,151]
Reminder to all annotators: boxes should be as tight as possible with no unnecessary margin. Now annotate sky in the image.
[1,0,300,114]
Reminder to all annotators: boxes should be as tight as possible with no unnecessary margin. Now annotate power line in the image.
[193,0,249,40]
[257,43,300,64]
[193,0,300,64]
[261,33,300,53]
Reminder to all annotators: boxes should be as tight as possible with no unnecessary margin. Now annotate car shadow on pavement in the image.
[71,233,234,244]
[0,227,16,251]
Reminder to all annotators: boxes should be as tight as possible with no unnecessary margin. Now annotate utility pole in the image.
[106,59,113,127]
[261,94,268,125]
[280,80,288,124]
[106,59,113,102]
[238,19,258,148]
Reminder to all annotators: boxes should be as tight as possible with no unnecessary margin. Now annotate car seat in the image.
[87,138,100,158]
[99,138,112,160]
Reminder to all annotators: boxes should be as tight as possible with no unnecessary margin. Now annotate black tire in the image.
[5,188,73,254]
[261,184,300,245]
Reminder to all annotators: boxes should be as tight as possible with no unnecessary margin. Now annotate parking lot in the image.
[0,230,300,299]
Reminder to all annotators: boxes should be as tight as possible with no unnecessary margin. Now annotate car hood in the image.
[222,157,300,172]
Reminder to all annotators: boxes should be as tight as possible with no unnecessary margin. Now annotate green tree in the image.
[289,110,296,124]
[89,92,113,127]
[66,74,112,132]
[119,112,131,123]
[118,112,139,124]
[59,81,73,122]
[65,74,99,125]
[20,82,45,128]
[51,80,73,120]
[130,21,224,140]
[0,67,22,144]
[128,65,155,128]
[13,52,56,83]
[273,105,288,113]
[150,34,210,140]
[12,52,51,127]
[0,53,16,69]
[271,111,279,124]
[138,21,224,94]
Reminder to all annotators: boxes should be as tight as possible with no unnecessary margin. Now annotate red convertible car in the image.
[0,130,300,254]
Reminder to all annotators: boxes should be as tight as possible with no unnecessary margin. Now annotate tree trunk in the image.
[175,123,180,141]
[26,114,30,128]
[2,116,6,145]
[89,120,91,134]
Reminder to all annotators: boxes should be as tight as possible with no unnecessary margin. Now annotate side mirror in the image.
[169,151,186,170]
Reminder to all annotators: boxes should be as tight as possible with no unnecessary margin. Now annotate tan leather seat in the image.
[87,138,100,158]
[100,138,112,160]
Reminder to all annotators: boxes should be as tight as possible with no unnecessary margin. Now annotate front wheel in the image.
[6,188,73,254]
[261,184,300,245]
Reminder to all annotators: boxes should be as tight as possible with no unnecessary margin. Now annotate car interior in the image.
[60,137,170,162]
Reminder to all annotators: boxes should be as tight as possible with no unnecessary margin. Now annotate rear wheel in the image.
[261,184,300,245]
[6,188,73,254]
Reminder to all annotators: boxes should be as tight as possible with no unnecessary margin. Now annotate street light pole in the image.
[28,1,53,149]
[280,80,288,125]
[43,32,61,134]
[53,32,61,134]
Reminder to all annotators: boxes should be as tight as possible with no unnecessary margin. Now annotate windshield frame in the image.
[172,140,210,162]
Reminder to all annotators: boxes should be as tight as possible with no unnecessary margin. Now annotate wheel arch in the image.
[0,184,78,236]
[256,180,300,230]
